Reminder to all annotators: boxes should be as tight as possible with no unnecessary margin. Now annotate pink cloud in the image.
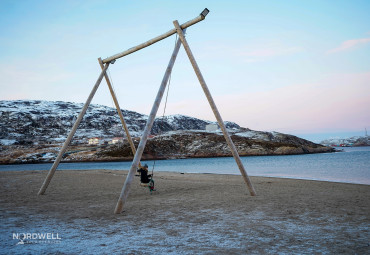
[226,72,370,133]
[164,72,370,134]
[327,38,370,54]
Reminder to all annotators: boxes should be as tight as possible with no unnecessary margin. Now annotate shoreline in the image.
[0,143,337,165]
[0,168,369,186]
[0,148,340,166]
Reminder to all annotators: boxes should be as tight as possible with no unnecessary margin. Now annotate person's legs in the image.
[149,179,155,190]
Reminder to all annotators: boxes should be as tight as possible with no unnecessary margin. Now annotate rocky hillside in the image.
[97,130,333,161]
[0,100,333,164]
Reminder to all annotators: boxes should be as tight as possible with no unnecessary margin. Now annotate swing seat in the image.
[140,179,155,194]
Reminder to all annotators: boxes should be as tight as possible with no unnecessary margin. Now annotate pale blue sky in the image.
[1,0,369,141]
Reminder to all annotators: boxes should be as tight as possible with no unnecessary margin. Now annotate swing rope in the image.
[107,68,118,114]
[151,33,178,176]
[151,63,171,175]
[103,33,179,194]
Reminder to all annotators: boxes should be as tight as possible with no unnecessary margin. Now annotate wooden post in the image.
[114,32,184,214]
[38,63,110,195]
[98,58,141,168]
[173,20,257,196]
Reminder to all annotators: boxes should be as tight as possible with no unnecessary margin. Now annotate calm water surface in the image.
[1,147,369,185]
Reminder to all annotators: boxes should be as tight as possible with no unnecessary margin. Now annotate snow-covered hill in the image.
[0,100,335,163]
[0,100,241,145]
[320,136,370,147]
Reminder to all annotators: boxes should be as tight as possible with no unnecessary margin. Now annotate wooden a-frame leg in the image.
[98,58,141,168]
[114,31,184,214]
[38,63,110,195]
[173,20,257,196]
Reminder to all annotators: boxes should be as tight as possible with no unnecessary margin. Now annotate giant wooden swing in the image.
[38,9,257,214]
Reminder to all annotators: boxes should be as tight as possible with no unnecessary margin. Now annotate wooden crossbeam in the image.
[102,9,208,64]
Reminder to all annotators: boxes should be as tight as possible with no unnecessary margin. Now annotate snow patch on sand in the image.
[1,209,367,254]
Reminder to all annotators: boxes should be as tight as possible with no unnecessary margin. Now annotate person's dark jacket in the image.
[137,168,152,183]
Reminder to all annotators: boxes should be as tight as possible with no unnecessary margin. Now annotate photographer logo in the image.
[13,232,61,245]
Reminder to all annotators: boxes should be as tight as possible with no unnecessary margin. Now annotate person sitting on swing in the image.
[137,164,152,184]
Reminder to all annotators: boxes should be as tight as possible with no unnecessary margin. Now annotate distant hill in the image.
[0,100,334,164]
[320,136,370,147]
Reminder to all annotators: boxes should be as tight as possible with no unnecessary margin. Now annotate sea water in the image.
[1,147,369,185]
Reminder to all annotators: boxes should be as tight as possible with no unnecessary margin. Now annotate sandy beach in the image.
[0,169,369,254]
